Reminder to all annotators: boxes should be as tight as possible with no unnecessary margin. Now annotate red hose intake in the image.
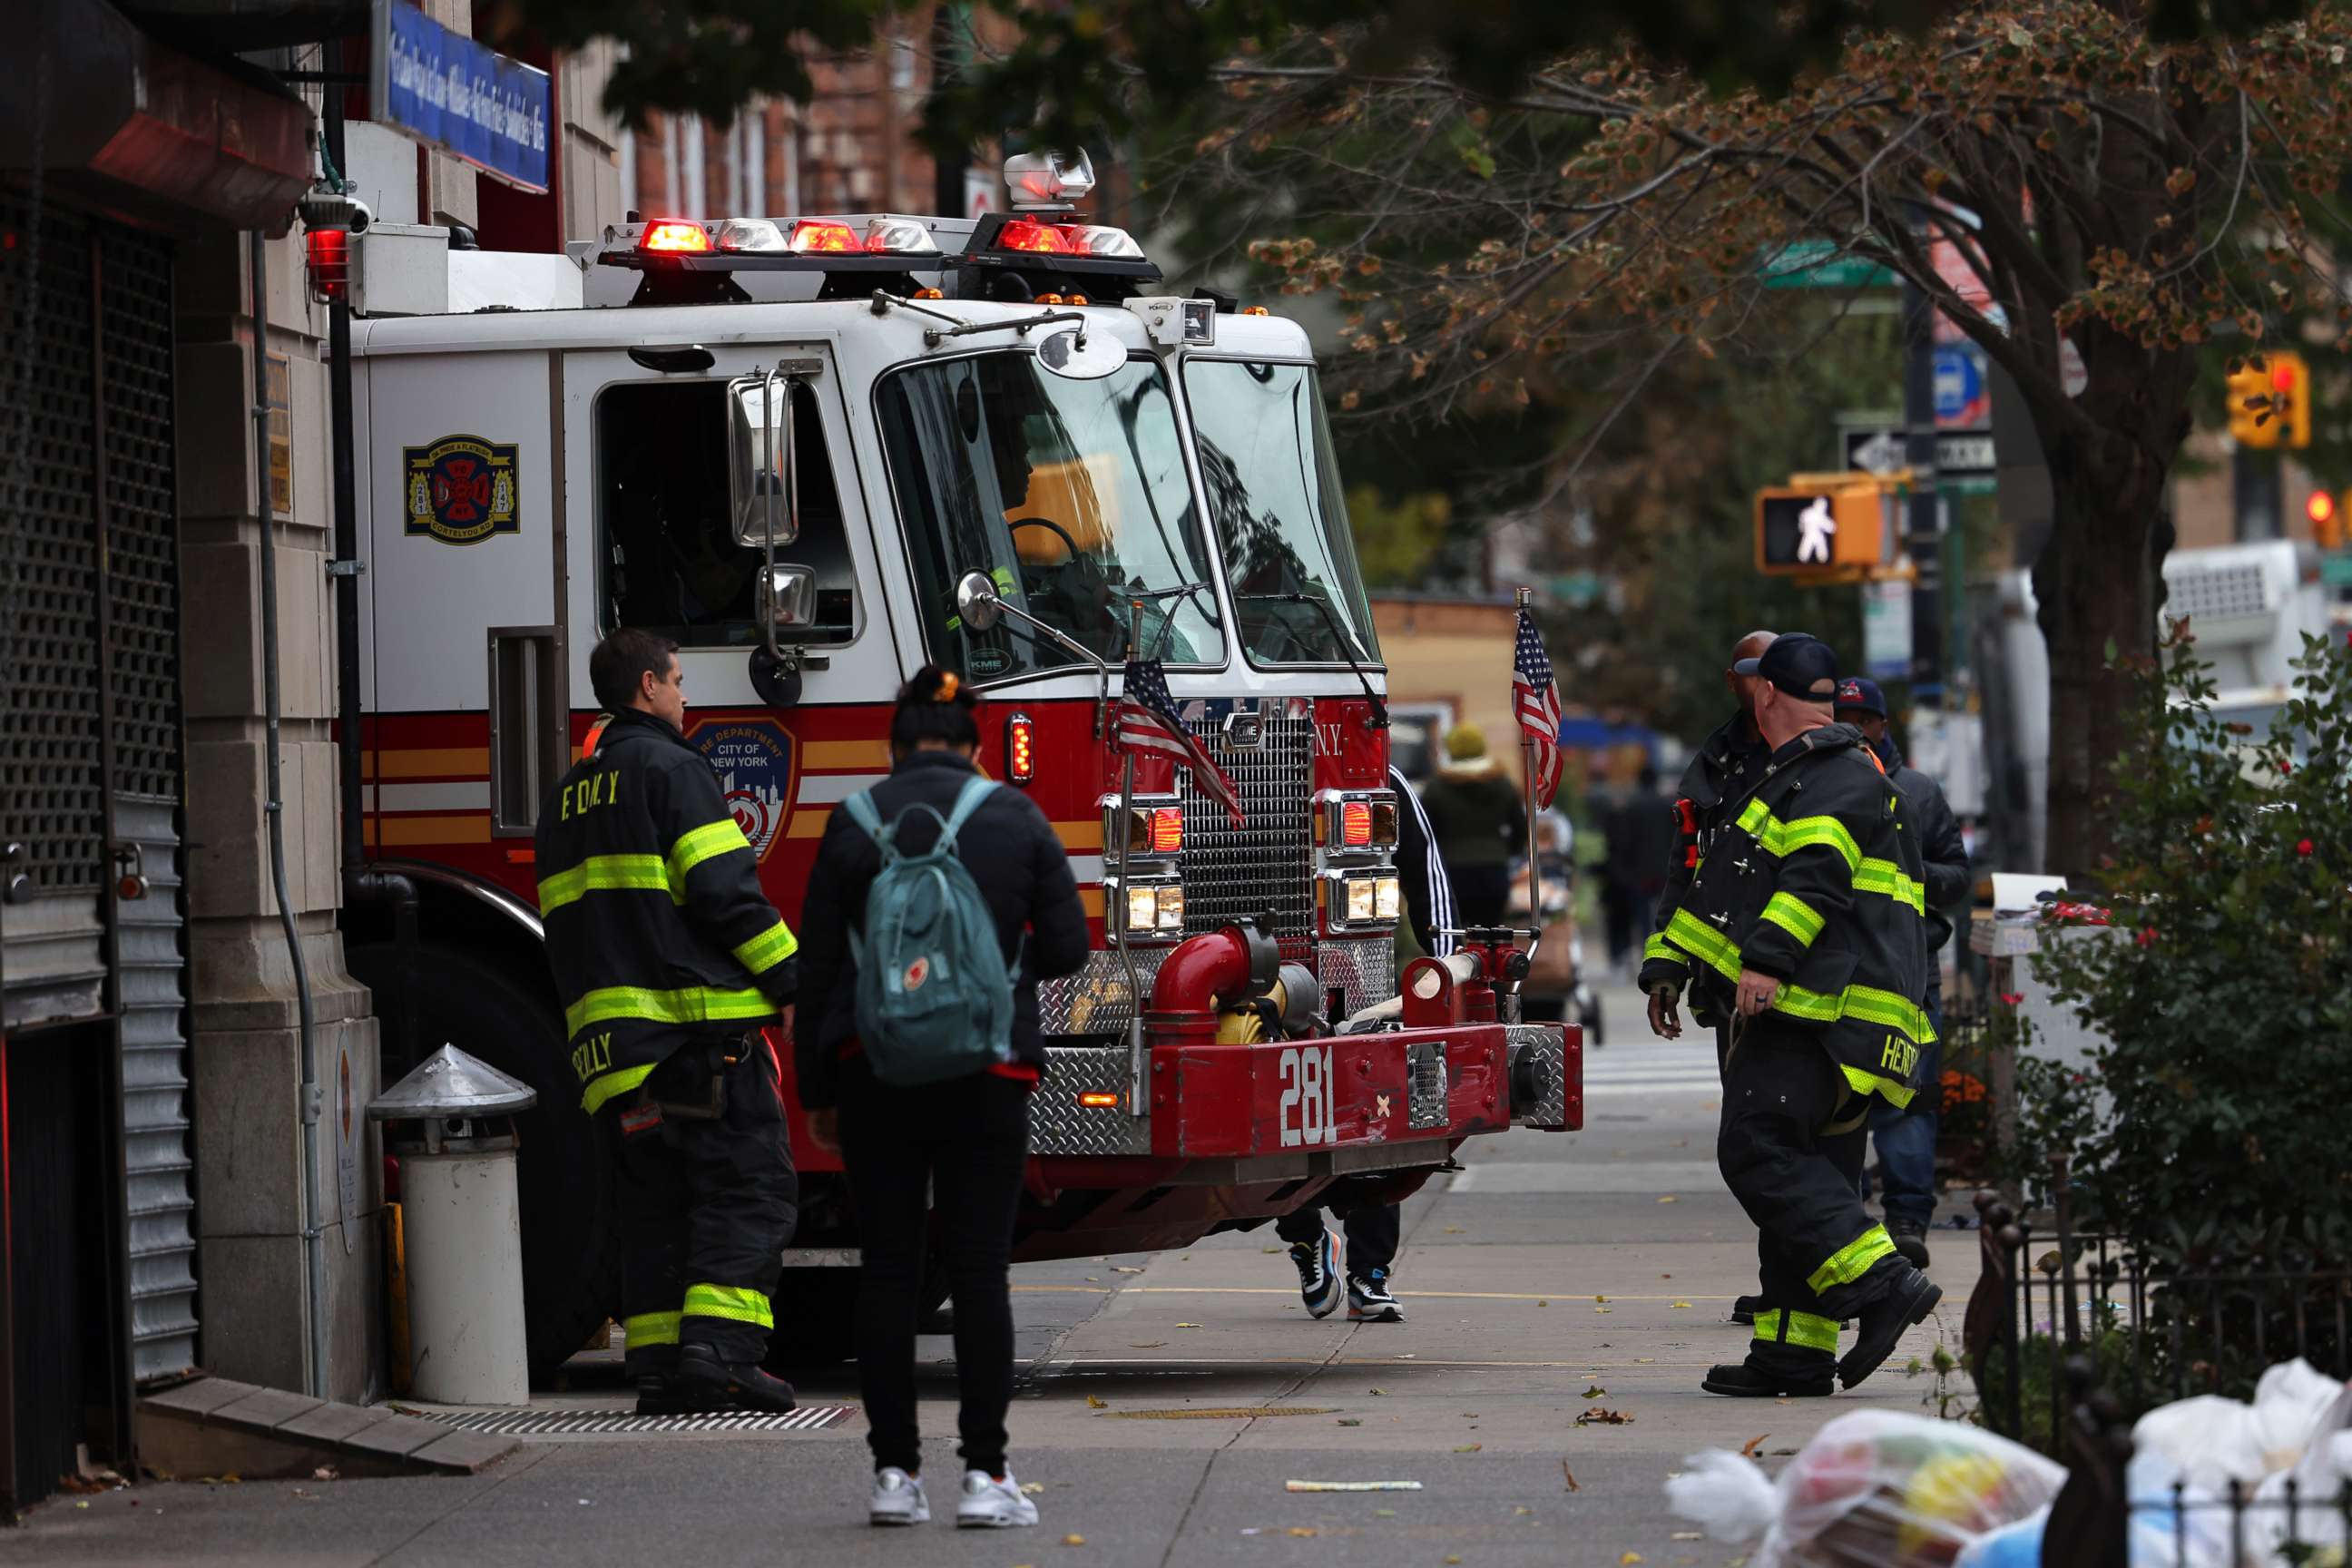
[1145,925,1265,1048]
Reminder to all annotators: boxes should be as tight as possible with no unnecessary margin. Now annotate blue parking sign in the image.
[373,0,551,193]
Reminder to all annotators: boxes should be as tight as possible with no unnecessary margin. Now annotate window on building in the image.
[595,380,858,646]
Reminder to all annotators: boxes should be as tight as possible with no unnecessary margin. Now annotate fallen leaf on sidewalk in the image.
[1175,1323,1203,1328]
[1622,1553,1645,1564]
[1594,1307,1612,1314]
[1657,1196,1678,1204]
[1336,1418,1362,1426]
[1576,1407,1634,1426]
[1671,1300,1693,1309]
[1024,1483,1048,1494]
[1369,1387,1388,1396]
[1085,1395,1108,1409]
[1671,1531,1703,1541]
[1085,1277,1101,1283]
[1594,1294,1608,1303]
[312,1466,338,1481]
[1453,1444,1482,1453]
[1582,1385,1607,1398]
[1514,1506,1534,1516]
[1262,1246,1285,1254]
[1562,1462,1580,1492]
[1061,1534,1087,1547]
[1113,1266,1145,1274]
[1442,1225,1465,1234]
[1446,1557,1464,1565]
[1288,1527,1319,1538]
[1633,1357,1655,1365]
[1740,1434,1768,1457]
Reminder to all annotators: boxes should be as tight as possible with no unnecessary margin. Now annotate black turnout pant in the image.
[838,1065,1032,1479]
[1276,1198,1400,1276]
[1718,1022,1904,1374]
[612,1030,799,1369]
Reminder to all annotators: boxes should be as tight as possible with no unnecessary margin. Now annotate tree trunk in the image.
[2031,417,2180,883]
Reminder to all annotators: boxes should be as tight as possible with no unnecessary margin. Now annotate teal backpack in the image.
[840,775,1019,1086]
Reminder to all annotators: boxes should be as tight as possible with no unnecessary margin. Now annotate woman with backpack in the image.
[796,666,1091,1529]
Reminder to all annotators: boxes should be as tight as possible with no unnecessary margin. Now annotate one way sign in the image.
[1843,426,1906,475]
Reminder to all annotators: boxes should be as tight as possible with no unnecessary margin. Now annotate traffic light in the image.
[1755,480,1893,578]
[2230,351,2311,449]
[2310,489,2343,551]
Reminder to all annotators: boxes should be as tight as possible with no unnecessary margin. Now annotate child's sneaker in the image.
[956,1468,1039,1528]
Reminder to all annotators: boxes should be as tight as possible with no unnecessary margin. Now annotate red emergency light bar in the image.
[642,220,712,253]
[995,219,1144,260]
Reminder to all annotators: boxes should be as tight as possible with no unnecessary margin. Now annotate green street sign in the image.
[1760,239,1896,290]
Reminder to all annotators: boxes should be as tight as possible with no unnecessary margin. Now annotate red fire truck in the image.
[338,152,1581,1376]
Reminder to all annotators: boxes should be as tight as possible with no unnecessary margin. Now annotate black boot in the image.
[1839,1268,1943,1389]
[674,1342,799,1413]
[1700,1360,1834,1397]
[1887,1217,1932,1269]
[1730,1294,1767,1327]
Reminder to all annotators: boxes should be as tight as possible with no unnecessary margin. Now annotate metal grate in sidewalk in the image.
[403,1405,855,1436]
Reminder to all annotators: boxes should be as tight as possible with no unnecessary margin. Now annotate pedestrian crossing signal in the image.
[1754,483,1888,578]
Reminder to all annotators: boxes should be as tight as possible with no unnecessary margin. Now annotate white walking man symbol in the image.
[1795,495,1838,564]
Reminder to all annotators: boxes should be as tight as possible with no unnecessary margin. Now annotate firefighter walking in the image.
[537,628,802,1414]
[1639,633,1942,1397]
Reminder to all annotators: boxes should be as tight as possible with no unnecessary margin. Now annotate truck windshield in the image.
[1184,360,1380,667]
[881,352,1225,679]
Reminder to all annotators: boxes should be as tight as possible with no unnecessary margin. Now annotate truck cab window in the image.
[596,380,857,646]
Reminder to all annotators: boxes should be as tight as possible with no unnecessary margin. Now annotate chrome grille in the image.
[1179,705,1313,937]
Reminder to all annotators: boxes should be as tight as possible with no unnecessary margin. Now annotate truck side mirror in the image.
[956,570,1006,632]
[726,375,799,549]
[758,564,818,635]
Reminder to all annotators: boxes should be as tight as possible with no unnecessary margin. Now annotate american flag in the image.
[1118,656,1245,826]
[1513,606,1563,810]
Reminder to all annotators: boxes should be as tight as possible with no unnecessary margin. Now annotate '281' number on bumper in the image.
[1279,1045,1337,1148]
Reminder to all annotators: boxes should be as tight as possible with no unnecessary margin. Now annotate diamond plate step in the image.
[400,1405,856,1438]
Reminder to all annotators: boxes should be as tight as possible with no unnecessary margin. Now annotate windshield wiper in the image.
[1237,592,1388,729]
[869,289,1085,349]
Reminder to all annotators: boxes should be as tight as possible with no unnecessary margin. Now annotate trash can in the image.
[368,1044,538,1406]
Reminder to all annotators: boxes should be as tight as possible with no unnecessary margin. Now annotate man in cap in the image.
[1639,634,1942,1397]
[1834,677,1969,1268]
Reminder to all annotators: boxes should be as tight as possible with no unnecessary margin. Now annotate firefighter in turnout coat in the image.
[1638,634,1943,1397]
[536,629,801,1415]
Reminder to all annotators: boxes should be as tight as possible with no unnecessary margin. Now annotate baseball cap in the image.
[1733,632,1839,704]
[1834,676,1887,718]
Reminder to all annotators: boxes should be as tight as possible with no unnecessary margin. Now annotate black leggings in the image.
[838,1067,1032,1478]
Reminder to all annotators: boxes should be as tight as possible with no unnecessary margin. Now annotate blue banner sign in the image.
[373,0,551,193]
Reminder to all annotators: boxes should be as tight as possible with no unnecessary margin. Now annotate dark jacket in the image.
[1637,722,1936,1109]
[794,750,1089,1110]
[1390,765,1455,957]
[534,708,799,1113]
[1643,710,1769,1012]
[1875,736,1969,954]
[1418,761,1527,871]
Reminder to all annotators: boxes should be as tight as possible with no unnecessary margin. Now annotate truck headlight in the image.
[1375,876,1402,921]
[1126,885,1158,933]
[1346,877,1377,922]
[1156,886,1184,932]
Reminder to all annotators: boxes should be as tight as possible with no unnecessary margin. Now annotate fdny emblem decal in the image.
[690,720,794,861]
[405,435,520,545]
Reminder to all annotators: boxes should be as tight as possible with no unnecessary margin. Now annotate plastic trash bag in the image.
[1663,1449,1779,1544]
[2126,1361,2352,1568]
[1952,1505,2047,1568]
[1665,1410,2066,1567]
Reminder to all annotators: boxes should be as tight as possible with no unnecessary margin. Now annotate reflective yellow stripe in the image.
[1854,857,1926,915]
[1736,800,1863,872]
[538,853,671,915]
[564,985,777,1040]
[731,919,799,975]
[623,1310,681,1348]
[1842,1063,1917,1110]
[1662,910,1935,1047]
[668,818,752,884]
[1759,892,1825,947]
[581,1060,659,1114]
[682,1282,774,1329]
[1755,1308,1840,1353]
[1642,932,1685,966]
[1807,1224,1897,1295]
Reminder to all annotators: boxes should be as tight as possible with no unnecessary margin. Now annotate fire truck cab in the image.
[341,153,1580,1375]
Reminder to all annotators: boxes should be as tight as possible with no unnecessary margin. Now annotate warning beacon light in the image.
[641,220,712,254]
[1005,713,1036,785]
[1003,149,1096,212]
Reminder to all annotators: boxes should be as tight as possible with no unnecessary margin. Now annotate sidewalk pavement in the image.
[7,977,1979,1567]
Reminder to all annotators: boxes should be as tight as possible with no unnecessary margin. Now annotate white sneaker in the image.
[869,1467,929,1525]
[956,1468,1039,1528]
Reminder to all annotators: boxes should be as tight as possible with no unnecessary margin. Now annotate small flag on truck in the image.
[1513,607,1563,811]
[1118,656,1244,826]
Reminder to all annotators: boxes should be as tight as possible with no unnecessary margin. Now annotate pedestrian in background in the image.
[535,628,802,1416]
[1835,677,1969,1269]
[1642,634,1941,1399]
[1601,764,1672,975]
[1417,722,1527,927]
[796,667,1089,1530]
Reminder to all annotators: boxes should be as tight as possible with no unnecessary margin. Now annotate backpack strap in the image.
[935,775,999,854]
[841,789,890,858]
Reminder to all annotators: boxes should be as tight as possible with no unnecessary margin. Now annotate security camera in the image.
[298,186,371,234]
